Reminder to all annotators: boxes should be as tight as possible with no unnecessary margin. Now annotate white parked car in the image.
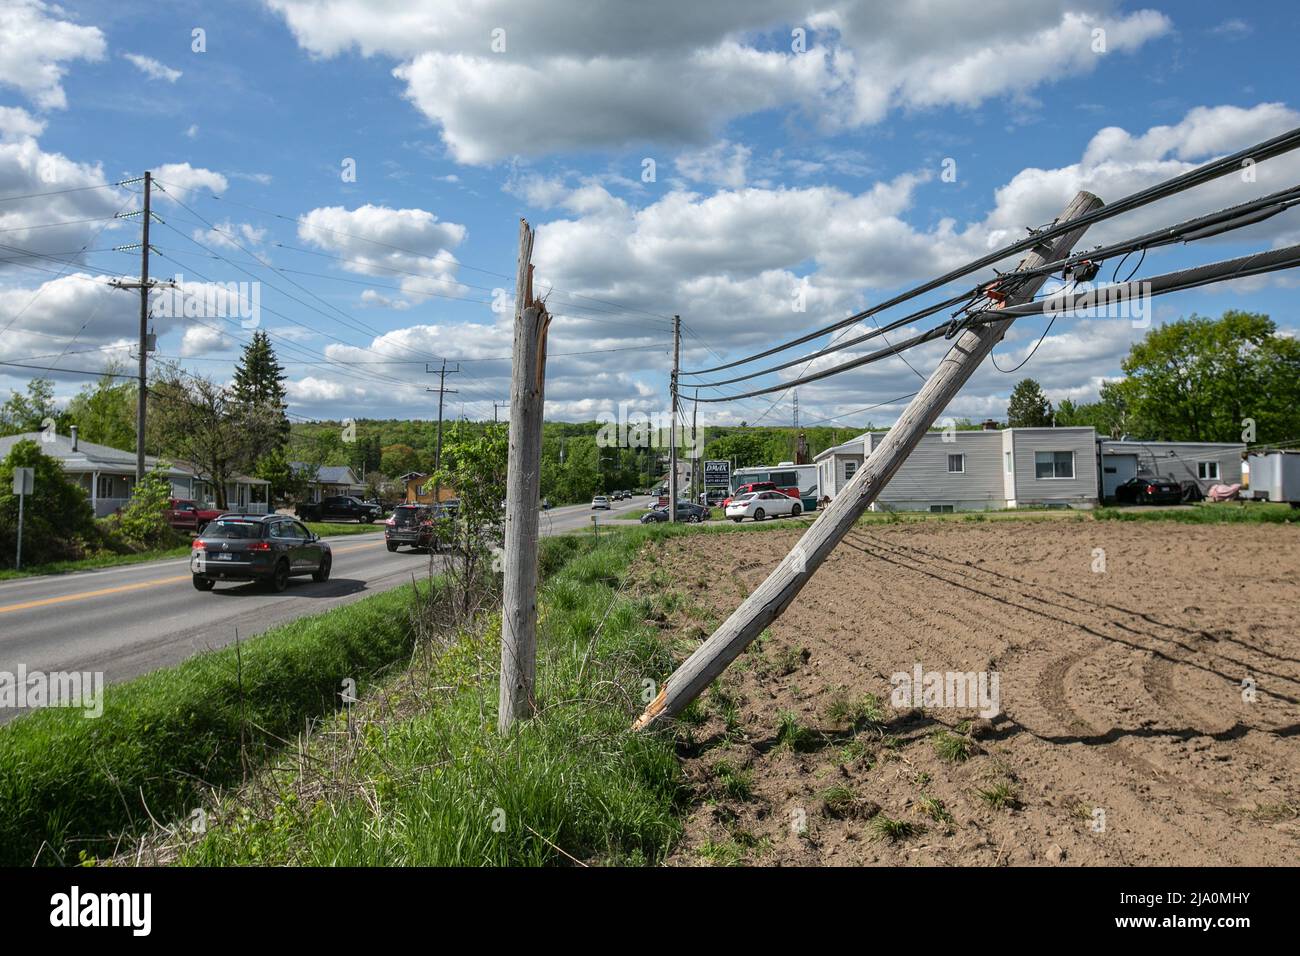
[591,495,611,510]
[725,490,802,522]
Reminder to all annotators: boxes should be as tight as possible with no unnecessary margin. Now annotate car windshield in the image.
[205,519,264,539]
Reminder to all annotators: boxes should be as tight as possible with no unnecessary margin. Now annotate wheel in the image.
[754,508,765,521]
[386,541,398,552]
[792,503,801,516]
[689,514,702,523]
[269,560,290,592]
[312,554,331,582]
[192,575,215,591]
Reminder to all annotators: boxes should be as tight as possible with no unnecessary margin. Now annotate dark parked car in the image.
[384,504,438,552]
[191,514,331,592]
[640,501,710,524]
[295,495,383,523]
[1113,475,1183,505]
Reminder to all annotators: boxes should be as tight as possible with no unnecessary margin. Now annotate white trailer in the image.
[1246,450,1300,506]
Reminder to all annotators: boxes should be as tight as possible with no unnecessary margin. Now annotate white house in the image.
[0,429,269,516]
[815,426,1100,511]
[290,463,366,501]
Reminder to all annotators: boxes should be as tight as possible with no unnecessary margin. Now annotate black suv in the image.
[191,514,332,592]
[385,504,438,552]
[295,495,383,523]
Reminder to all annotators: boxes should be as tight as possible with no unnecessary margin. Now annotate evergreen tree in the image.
[1006,378,1054,428]
[231,331,290,450]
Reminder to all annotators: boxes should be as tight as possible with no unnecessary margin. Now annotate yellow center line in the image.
[0,575,192,615]
[0,540,383,615]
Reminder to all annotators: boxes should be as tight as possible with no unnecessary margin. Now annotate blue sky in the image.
[2,0,1298,431]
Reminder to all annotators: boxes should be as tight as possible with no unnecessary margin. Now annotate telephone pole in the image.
[690,387,699,504]
[635,191,1104,730]
[493,401,509,423]
[108,171,164,483]
[426,358,459,472]
[668,314,681,522]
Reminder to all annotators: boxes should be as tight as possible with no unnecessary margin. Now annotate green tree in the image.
[0,377,66,437]
[65,365,136,450]
[1006,378,1054,428]
[0,440,99,567]
[1113,311,1300,442]
[380,443,421,477]
[149,371,273,509]
[231,331,290,452]
[113,469,175,547]
[254,445,309,504]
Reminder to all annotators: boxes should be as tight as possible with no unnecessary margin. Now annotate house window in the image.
[947,453,965,474]
[96,475,116,499]
[1197,460,1219,481]
[844,460,858,480]
[930,504,954,513]
[1005,451,1012,474]
[1034,450,1075,479]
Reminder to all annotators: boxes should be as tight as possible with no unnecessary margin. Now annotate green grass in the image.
[0,581,422,866]
[304,521,387,536]
[1094,502,1297,524]
[775,710,819,752]
[0,544,192,581]
[975,780,1021,810]
[932,729,976,763]
[869,813,920,842]
[158,528,685,866]
[711,759,754,801]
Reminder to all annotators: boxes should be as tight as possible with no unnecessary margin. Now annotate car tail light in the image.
[192,539,205,550]
[385,517,395,525]
[1146,484,1156,493]
[248,541,271,551]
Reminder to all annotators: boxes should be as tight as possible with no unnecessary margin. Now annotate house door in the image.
[1102,454,1137,498]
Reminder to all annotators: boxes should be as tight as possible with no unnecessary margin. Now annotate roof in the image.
[290,462,361,485]
[0,432,189,478]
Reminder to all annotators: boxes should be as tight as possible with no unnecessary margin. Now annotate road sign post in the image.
[13,467,34,571]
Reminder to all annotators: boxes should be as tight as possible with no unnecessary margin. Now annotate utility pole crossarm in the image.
[633,190,1104,731]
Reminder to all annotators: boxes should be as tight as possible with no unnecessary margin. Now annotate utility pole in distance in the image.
[109,171,164,483]
[634,191,1104,731]
[426,359,459,473]
[493,401,509,423]
[668,314,680,521]
[499,219,549,734]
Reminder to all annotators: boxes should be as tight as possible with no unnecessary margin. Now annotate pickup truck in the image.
[295,495,384,523]
[165,498,224,534]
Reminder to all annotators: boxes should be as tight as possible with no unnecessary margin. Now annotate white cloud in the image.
[675,140,751,189]
[0,0,105,110]
[152,163,229,200]
[179,324,230,356]
[297,203,468,303]
[123,53,182,83]
[266,0,1171,165]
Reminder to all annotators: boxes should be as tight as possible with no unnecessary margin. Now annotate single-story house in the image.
[1097,439,1245,499]
[290,463,365,501]
[0,428,269,516]
[815,426,1100,511]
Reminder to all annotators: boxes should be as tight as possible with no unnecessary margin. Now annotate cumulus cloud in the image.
[296,203,469,303]
[266,0,1171,165]
[152,163,229,200]
[0,0,105,110]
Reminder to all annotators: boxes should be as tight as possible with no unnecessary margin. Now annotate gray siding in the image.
[871,431,1006,508]
[1099,441,1243,494]
[1012,428,1098,505]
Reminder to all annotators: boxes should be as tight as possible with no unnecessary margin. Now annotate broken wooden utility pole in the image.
[634,190,1104,731]
[668,314,681,521]
[499,218,550,734]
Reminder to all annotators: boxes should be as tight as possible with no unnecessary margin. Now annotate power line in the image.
[682,124,1300,376]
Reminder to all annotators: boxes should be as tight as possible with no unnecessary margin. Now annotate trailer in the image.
[731,462,820,511]
[1246,450,1300,506]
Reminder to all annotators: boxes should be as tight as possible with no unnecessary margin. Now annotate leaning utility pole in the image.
[668,314,681,521]
[499,219,549,734]
[634,191,1104,730]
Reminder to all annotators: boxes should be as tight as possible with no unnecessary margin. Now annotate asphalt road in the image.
[0,495,650,717]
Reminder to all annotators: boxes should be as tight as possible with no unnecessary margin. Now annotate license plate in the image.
[217,553,233,561]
